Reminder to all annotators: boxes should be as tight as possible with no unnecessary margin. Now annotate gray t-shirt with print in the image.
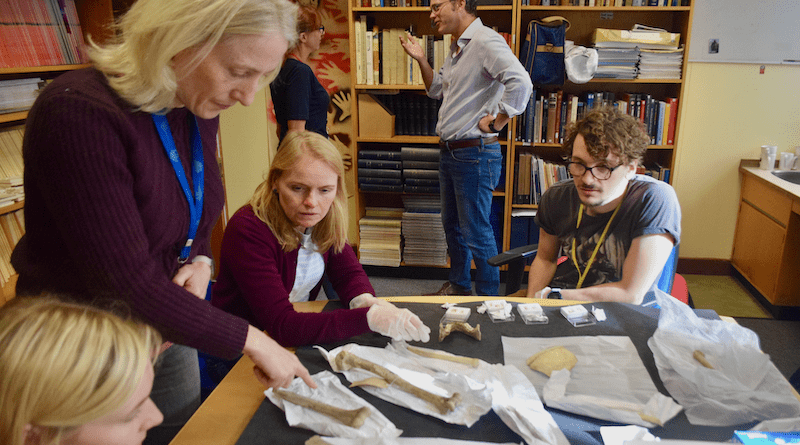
[535,174,681,296]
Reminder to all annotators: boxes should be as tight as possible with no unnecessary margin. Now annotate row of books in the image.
[1,0,89,68]
[0,208,24,287]
[373,94,441,137]
[513,154,569,205]
[523,0,689,5]
[516,90,679,147]
[0,78,45,114]
[358,146,441,195]
[0,126,24,180]
[358,207,403,267]
[353,18,513,87]
[401,195,447,266]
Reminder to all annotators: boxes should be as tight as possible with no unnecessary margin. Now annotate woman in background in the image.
[10,0,314,442]
[0,297,163,445]
[270,4,330,141]
[212,131,430,347]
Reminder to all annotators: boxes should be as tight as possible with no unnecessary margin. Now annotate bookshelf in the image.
[347,0,693,269]
[0,0,129,303]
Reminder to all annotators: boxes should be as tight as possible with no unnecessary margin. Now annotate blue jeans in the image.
[440,141,503,296]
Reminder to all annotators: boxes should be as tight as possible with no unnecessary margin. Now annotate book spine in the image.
[546,92,557,144]
[666,97,678,145]
[400,146,440,162]
[357,168,402,178]
[357,159,402,169]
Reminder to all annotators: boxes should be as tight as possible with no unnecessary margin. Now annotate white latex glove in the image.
[367,304,431,343]
[349,293,391,309]
[534,286,552,299]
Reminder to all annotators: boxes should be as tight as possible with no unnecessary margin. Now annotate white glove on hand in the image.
[367,304,431,343]
[349,293,391,309]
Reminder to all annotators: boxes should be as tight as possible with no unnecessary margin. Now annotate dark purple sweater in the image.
[212,205,373,347]
[11,68,248,359]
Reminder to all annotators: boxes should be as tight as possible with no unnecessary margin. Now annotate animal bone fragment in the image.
[438,321,481,342]
[334,350,461,414]
[693,350,714,369]
[407,345,479,368]
[526,346,577,377]
[273,388,371,428]
[350,377,389,388]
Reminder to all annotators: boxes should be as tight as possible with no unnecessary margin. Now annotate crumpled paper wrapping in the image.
[503,336,682,427]
[318,343,491,427]
[306,436,524,445]
[265,371,401,439]
[648,290,800,426]
[320,342,569,445]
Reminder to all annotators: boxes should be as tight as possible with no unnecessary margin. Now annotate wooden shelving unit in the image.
[345,0,694,266]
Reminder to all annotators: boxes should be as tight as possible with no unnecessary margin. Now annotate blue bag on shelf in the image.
[520,16,570,87]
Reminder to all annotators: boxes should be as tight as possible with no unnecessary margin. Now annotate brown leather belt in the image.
[439,136,499,151]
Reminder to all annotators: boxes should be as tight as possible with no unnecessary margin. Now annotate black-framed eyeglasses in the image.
[430,0,453,13]
[566,161,622,180]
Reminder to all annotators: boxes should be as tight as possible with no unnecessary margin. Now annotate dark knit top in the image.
[11,68,248,359]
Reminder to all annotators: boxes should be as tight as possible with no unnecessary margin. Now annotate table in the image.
[169,297,550,445]
[169,297,794,445]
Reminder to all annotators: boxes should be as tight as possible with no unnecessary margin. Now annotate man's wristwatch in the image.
[547,287,563,299]
[489,118,500,133]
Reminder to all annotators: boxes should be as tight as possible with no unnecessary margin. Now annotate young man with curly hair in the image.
[527,107,681,305]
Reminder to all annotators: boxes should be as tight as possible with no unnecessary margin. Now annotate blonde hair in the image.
[88,0,299,113]
[250,131,348,253]
[0,297,161,445]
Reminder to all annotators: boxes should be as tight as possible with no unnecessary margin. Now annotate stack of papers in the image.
[637,47,684,79]
[595,47,640,79]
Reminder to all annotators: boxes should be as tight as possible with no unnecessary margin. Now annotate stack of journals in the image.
[0,126,24,181]
[0,177,24,207]
[0,207,24,287]
[358,208,402,267]
[1,0,89,68]
[401,146,440,195]
[594,47,640,79]
[637,47,684,79]
[0,78,45,113]
[358,149,402,193]
[401,195,447,267]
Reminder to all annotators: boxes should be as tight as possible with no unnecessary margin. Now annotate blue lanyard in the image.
[152,114,204,263]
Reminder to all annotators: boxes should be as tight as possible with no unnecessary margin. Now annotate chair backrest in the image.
[655,243,679,294]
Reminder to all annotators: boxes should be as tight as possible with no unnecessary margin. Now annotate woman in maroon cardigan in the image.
[10,0,313,443]
[213,131,430,347]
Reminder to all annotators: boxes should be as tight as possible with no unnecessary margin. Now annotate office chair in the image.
[488,243,693,307]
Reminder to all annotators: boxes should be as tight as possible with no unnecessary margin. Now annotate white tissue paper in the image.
[307,436,524,445]
[752,417,800,432]
[599,425,657,445]
[318,342,569,445]
[648,289,800,426]
[503,336,682,427]
[265,371,401,439]
[388,341,569,445]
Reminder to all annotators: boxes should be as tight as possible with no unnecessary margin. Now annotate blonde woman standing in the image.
[0,297,163,445]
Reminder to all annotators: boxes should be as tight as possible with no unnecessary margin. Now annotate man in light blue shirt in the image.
[401,0,532,296]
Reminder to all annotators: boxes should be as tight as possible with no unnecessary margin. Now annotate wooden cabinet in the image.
[732,171,800,307]
[347,1,693,265]
[0,0,129,302]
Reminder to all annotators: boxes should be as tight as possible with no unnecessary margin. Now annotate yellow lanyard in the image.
[571,189,627,289]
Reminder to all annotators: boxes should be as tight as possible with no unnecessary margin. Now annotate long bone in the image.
[334,350,461,414]
[273,388,371,428]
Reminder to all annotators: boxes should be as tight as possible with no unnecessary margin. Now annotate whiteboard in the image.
[688,0,800,64]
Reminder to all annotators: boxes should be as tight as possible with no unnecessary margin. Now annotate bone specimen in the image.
[526,346,577,377]
[350,377,389,389]
[438,321,481,342]
[273,388,371,428]
[693,350,714,369]
[407,345,479,367]
[334,350,461,414]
